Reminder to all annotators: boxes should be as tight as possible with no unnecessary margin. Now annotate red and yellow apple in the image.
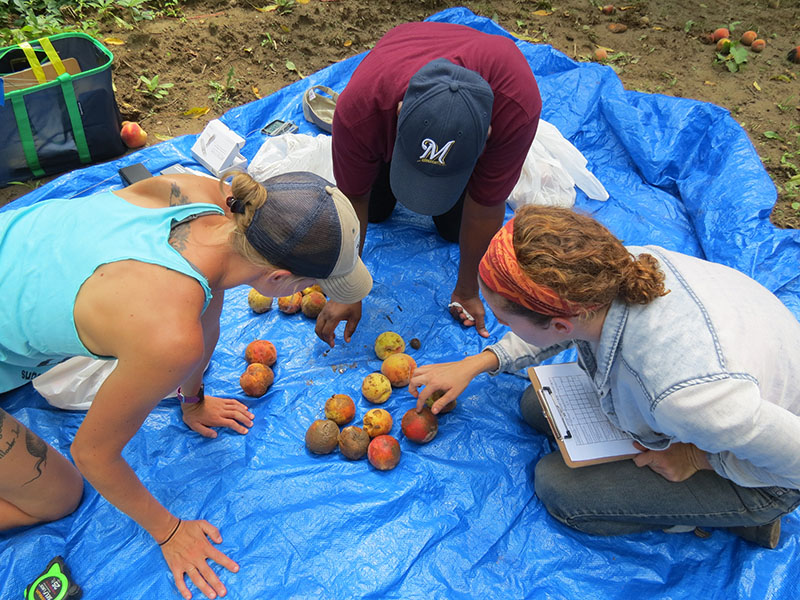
[120,121,147,149]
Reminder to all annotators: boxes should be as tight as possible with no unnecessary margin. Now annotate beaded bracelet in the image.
[159,518,182,546]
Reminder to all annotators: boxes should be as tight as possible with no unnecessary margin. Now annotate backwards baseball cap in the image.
[390,58,494,216]
[244,172,372,304]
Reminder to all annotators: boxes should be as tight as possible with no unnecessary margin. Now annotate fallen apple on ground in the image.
[120,121,147,148]
[374,331,405,360]
[245,339,276,367]
[239,363,274,397]
[425,390,457,415]
[324,394,356,426]
[278,292,302,314]
[305,419,340,454]
[367,434,401,470]
[380,353,416,388]
[301,291,327,318]
[248,288,273,313]
[361,372,392,404]
[338,426,370,460]
[401,407,438,444]
[363,408,392,438]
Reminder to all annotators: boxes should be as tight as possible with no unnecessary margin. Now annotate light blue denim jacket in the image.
[487,246,800,490]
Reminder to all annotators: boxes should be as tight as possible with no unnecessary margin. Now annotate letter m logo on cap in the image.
[418,138,455,166]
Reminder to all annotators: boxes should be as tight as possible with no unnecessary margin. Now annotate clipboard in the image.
[528,363,639,468]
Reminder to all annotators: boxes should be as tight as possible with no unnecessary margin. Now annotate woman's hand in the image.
[409,353,498,414]
[182,395,254,438]
[160,518,239,600]
[632,441,711,482]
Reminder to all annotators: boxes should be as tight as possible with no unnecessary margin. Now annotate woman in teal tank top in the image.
[0,170,372,600]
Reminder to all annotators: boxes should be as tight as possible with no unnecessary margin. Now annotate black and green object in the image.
[0,33,126,186]
[23,556,82,600]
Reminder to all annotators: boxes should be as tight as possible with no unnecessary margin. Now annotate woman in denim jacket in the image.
[409,205,800,548]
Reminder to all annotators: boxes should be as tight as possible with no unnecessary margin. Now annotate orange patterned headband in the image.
[479,218,583,318]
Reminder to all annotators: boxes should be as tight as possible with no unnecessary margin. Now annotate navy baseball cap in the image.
[390,58,494,216]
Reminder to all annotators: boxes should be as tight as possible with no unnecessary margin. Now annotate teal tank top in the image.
[0,190,224,393]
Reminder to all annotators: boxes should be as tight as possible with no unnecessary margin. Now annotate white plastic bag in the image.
[32,356,179,410]
[508,120,608,210]
[32,356,117,411]
[248,133,335,184]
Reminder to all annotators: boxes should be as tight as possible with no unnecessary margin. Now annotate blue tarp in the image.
[2,7,799,599]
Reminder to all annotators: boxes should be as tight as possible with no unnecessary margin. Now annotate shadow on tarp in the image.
[1,7,798,600]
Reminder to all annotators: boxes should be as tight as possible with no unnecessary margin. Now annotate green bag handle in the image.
[8,36,92,177]
[57,70,91,164]
[10,93,45,177]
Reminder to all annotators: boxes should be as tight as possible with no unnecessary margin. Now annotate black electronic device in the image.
[118,163,153,186]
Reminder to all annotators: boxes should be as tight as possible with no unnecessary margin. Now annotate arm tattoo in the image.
[23,429,48,485]
[169,182,190,206]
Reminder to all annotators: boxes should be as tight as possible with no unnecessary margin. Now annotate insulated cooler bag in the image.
[0,33,126,186]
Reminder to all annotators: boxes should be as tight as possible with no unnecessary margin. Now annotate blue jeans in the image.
[519,386,800,536]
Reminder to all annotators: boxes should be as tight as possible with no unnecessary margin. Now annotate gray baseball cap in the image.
[246,172,372,304]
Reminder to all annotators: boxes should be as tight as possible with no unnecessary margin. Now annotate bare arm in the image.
[409,351,500,414]
[180,290,255,437]
[450,195,506,337]
[72,264,238,598]
[70,332,201,540]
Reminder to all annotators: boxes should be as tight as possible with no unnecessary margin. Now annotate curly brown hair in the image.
[506,205,668,322]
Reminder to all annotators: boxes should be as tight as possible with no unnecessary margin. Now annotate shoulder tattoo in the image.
[169,221,191,252]
[169,182,190,206]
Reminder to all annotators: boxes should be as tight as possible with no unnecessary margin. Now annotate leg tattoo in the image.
[23,430,48,485]
[0,412,21,460]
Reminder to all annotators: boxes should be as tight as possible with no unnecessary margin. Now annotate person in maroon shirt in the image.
[315,21,542,347]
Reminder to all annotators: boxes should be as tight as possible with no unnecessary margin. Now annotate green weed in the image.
[139,74,174,99]
[208,67,239,107]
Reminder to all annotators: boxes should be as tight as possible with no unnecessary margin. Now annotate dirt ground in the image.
[3,0,799,228]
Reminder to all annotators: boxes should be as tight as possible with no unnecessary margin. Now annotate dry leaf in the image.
[255,5,278,12]
[607,23,628,33]
[652,26,665,31]
[297,0,310,3]
[154,134,172,142]
[703,81,717,86]
[280,24,290,33]
[103,37,125,46]
[343,39,352,47]
[515,33,542,43]
[753,81,761,91]
[285,60,303,77]
[252,86,262,99]
[183,107,211,118]
[532,10,551,16]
